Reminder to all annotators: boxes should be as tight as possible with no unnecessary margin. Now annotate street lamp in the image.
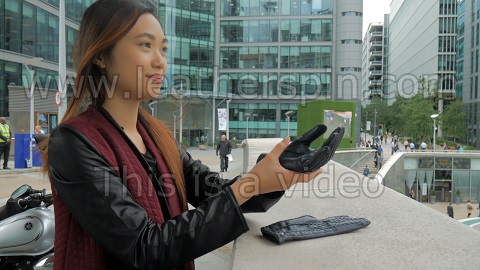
[285,111,294,137]
[172,110,178,142]
[226,99,231,140]
[365,111,368,143]
[148,100,158,117]
[431,114,439,151]
[23,57,43,168]
[245,113,251,139]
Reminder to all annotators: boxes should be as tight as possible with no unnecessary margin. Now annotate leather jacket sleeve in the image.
[181,149,285,213]
[48,125,249,269]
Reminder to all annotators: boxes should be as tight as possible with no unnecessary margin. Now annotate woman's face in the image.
[100,13,168,101]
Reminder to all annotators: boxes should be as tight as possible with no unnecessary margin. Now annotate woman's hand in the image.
[230,137,324,205]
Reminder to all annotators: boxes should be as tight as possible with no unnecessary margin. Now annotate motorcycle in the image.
[0,184,54,270]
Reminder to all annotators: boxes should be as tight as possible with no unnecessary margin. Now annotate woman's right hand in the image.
[230,137,324,205]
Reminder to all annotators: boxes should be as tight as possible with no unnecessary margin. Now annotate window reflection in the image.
[222,0,333,16]
[221,20,279,43]
[280,46,332,69]
[280,19,332,42]
[221,46,278,69]
[218,72,330,98]
[228,103,297,140]
[281,0,333,15]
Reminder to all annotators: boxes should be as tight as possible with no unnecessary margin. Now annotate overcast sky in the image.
[362,0,391,35]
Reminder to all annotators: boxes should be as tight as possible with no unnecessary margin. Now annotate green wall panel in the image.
[297,100,356,149]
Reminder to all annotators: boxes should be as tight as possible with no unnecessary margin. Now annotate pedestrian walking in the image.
[216,134,232,172]
[363,165,370,177]
[377,153,384,170]
[467,200,473,218]
[447,203,454,218]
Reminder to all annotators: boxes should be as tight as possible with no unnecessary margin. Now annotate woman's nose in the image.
[153,50,167,70]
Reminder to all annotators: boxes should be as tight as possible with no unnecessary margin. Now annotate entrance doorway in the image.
[433,180,452,203]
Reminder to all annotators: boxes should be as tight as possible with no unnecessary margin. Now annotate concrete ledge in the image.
[231,161,480,269]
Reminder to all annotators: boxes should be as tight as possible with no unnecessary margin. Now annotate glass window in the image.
[66,27,75,69]
[22,2,35,56]
[457,15,465,37]
[453,158,471,169]
[280,72,331,97]
[34,8,59,62]
[341,11,362,16]
[260,0,279,15]
[419,157,434,168]
[5,0,22,52]
[281,0,333,15]
[312,0,333,14]
[280,46,331,69]
[435,157,452,169]
[477,22,480,45]
[457,37,464,58]
[220,21,244,42]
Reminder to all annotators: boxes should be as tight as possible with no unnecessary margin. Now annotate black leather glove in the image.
[278,125,345,173]
[260,215,371,245]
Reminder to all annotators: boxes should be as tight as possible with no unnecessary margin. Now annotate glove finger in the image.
[295,124,328,145]
[328,218,371,234]
[317,126,345,163]
[322,127,345,147]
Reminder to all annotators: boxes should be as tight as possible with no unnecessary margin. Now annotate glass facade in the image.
[1,0,356,143]
[0,0,89,116]
[157,1,215,93]
[218,0,337,140]
[406,156,480,203]
[228,102,298,140]
[220,18,332,43]
[220,0,333,17]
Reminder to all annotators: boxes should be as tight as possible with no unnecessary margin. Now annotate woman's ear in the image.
[93,56,106,69]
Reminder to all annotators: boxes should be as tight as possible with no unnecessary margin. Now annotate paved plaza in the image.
[1,143,479,269]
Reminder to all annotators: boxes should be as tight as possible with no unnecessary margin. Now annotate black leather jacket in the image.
[48,125,282,269]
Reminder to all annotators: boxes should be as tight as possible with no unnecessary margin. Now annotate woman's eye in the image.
[140,42,151,48]
[162,47,168,53]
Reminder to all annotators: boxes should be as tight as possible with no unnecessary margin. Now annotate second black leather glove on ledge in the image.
[279,124,345,173]
[260,215,371,245]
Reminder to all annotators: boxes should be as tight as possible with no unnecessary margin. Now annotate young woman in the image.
[41,1,322,269]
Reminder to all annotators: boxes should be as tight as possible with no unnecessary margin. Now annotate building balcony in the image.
[369,61,382,66]
[369,70,382,75]
[369,53,383,61]
[369,80,383,87]
[369,45,382,51]
[370,41,383,46]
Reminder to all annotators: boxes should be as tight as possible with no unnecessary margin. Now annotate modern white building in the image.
[456,0,479,148]
[388,0,457,112]
[362,21,384,105]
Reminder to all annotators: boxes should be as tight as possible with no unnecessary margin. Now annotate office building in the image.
[361,15,390,106]
[211,0,363,142]
[1,0,364,146]
[388,0,457,113]
[456,0,480,147]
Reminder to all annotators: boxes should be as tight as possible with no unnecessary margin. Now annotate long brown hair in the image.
[41,0,187,210]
